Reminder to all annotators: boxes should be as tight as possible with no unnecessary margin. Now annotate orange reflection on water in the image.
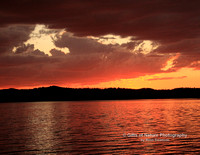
[0,99,199,154]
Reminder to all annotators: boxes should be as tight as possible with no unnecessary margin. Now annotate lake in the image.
[0,99,200,154]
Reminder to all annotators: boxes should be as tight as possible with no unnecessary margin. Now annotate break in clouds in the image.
[0,0,200,88]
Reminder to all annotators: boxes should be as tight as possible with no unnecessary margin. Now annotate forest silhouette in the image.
[0,86,200,102]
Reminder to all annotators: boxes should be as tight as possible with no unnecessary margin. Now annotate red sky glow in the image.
[0,0,200,89]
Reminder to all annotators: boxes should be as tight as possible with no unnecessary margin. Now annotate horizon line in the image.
[1,85,199,91]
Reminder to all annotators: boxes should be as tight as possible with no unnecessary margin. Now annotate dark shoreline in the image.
[0,86,200,103]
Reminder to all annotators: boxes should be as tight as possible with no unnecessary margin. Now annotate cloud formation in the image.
[147,76,187,81]
[0,1,200,88]
[0,25,34,55]
[1,0,200,41]
[0,28,168,88]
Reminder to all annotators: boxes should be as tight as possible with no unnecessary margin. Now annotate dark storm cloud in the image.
[1,0,200,42]
[14,44,34,54]
[50,49,67,57]
[0,25,34,54]
[154,39,200,54]
[14,43,49,57]
[54,32,115,54]
[1,0,200,61]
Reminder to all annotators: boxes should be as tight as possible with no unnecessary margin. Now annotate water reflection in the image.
[0,99,200,154]
[25,102,57,153]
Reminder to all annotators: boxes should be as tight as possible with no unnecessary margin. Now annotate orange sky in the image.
[87,68,200,89]
[5,67,200,90]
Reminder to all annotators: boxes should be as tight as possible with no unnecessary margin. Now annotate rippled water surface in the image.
[0,99,200,154]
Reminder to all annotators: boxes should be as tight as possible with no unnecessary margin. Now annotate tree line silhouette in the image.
[0,86,200,102]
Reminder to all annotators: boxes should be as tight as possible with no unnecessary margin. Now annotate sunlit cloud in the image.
[161,53,180,71]
[87,34,132,45]
[133,40,159,55]
[147,76,187,81]
[13,25,70,56]
[87,35,158,55]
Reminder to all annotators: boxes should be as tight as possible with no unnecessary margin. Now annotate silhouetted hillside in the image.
[0,86,200,102]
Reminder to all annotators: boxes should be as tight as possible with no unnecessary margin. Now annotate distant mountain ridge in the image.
[0,86,200,102]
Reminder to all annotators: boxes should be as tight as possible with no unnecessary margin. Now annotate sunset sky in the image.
[0,0,200,89]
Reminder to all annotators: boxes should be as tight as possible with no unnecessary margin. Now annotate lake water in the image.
[0,99,200,154]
